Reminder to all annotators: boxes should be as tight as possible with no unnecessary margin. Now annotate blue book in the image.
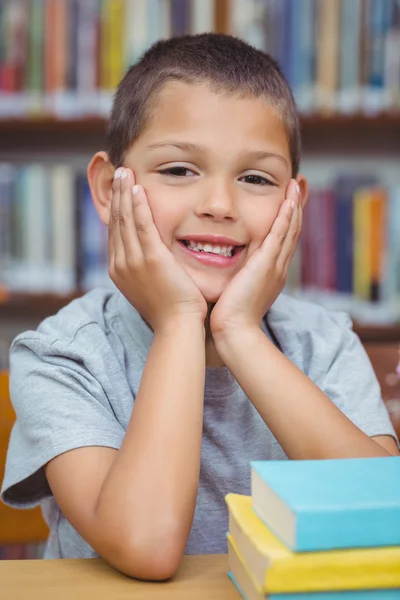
[334,174,376,294]
[251,457,400,552]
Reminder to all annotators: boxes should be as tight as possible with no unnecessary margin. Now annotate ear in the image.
[295,173,309,209]
[87,151,118,226]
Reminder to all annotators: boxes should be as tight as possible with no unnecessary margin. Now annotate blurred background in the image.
[0,0,400,558]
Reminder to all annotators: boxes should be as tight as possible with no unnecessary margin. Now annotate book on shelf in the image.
[1,0,400,119]
[226,493,400,594]
[250,457,400,553]
[0,0,216,119]
[229,0,400,115]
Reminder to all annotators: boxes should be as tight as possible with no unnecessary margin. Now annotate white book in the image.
[76,0,100,117]
[49,166,76,294]
[384,29,400,111]
[17,165,52,292]
[158,0,172,39]
[147,0,162,47]
[125,0,148,67]
[230,0,265,50]
[0,164,16,287]
[191,0,214,34]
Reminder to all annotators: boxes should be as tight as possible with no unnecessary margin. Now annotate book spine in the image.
[335,187,354,295]
[0,0,28,116]
[158,0,172,40]
[191,0,214,34]
[124,0,148,67]
[25,0,44,115]
[0,164,16,288]
[76,0,100,116]
[147,0,162,46]
[294,0,316,114]
[108,0,125,89]
[363,0,393,114]
[353,188,372,301]
[338,0,362,113]
[80,176,108,290]
[43,0,58,114]
[52,0,69,118]
[50,165,77,293]
[315,0,340,114]
[369,187,387,302]
[170,0,191,36]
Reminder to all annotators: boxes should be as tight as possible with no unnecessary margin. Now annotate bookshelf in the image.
[2,115,400,155]
[0,0,399,345]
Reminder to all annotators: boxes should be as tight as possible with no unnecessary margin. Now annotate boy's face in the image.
[123,82,304,303]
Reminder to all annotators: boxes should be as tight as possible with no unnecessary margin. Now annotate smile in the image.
[178,236,245,268]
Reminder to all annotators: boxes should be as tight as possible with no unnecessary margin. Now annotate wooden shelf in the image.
[1,114,399,155]
[1,292,399,342]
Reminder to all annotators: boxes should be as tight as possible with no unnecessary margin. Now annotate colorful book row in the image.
[0,0,215,118]
[230,0,400,115]
[286,177,400,324]
[0,163,109,294]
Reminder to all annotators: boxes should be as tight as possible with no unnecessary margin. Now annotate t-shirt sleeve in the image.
[1,333,126,508]
[312,311,399,446]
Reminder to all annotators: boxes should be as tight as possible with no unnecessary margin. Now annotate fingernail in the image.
[121,169,128,180]
[291,199,295,209]
[114,167,124,179]
[132,184,140,195]
[295,182,300,195]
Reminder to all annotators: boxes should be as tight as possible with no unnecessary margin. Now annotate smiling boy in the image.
[1,34,398,580]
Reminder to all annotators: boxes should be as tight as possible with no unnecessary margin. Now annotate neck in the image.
[205,304,224,368]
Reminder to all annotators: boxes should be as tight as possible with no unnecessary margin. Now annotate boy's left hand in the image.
[210,179,302,339]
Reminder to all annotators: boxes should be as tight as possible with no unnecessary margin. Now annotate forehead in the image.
[141,81,290,157]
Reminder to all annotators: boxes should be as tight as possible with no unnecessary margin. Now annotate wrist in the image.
[154,314,206,339]
[213,324,263,359]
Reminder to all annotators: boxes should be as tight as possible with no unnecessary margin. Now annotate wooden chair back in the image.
[0,371,49,544]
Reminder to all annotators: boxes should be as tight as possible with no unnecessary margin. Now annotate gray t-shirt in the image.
[1,288,397,559]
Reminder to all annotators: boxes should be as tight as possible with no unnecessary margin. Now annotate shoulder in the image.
[266,292,359,377]
[10,287,119,354]
[268,292,352,341]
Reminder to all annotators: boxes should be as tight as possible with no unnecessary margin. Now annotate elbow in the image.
[107,534,184,581]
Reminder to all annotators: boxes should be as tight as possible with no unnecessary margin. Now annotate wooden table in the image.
[1,554,239,600]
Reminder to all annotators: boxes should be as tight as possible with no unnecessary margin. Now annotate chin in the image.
[190,272,227,304]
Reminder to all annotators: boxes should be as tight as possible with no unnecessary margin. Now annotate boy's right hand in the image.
[108,167,207,333]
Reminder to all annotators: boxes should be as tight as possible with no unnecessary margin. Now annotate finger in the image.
[259,186,294,264]
[131,183,163,256]
[279,181,302,271]
[108,166,124,269]
[118,168,143,261]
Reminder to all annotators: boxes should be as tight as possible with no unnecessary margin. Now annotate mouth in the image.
[177,236,246,268]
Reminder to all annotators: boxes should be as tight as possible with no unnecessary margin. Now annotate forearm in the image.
[95,317,205,571]
[216,327,392,460]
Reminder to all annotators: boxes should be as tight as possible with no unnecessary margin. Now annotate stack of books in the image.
[226,457,400,600]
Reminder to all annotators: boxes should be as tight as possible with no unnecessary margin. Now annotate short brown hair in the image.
[107,33,301,176]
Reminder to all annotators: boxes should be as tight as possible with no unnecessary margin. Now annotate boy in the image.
[1,34,398,580]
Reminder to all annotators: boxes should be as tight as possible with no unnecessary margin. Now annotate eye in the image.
[158,166,197,177]
[240,174,275,186]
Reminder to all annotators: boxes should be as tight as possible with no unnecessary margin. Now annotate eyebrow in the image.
[145,141,288,167]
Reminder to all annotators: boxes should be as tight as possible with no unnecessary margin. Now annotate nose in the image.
[194,179,238,222]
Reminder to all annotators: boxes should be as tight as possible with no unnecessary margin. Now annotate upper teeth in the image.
[187,241,234,257]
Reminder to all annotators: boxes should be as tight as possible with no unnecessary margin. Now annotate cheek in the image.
[145,185,186,247]
[245,202,281,249]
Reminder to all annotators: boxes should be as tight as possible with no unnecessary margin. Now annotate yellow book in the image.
[226,494,400,594]
[353,188,372,301]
